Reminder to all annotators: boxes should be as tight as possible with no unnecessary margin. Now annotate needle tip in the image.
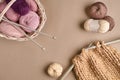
[42,47,46,51]
[52,36,57,40]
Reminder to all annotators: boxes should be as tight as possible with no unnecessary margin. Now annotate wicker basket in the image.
[0,0,47,41]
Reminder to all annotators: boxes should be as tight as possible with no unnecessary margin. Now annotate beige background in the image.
[0,0,120,80]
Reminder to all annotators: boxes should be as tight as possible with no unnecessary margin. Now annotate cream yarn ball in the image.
[84,19,110,33]
[47,63,63,78]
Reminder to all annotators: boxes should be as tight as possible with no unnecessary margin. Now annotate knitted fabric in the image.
[72,42,120,80]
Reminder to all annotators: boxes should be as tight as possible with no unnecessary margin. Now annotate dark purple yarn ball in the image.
[6,0,30,15]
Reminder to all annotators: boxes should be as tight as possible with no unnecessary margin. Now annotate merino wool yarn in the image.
[84,19,110,33]
[25,0,38,12]
[73,41,120,80]
[6,0,30,15]
[0,2,20,22]
[87,2,107,19]
[47,63,63,78]
[19,11,40,33]
[0,21,24,38]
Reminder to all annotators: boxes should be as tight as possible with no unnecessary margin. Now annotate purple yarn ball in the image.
[6,0,30,15]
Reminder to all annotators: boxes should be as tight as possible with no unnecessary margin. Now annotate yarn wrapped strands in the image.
[19,11,40,33]
[0,0,47,41]
[0,21,24,38]
[0,2,20,22]
[6,0,30,15]
[25,0,38,12]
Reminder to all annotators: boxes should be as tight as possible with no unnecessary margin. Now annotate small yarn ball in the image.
[6,0,30,15]
[19,11,40,33]
[47,63,63,78]
[87,2,107,19]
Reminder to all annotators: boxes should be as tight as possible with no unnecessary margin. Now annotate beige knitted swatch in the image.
[73,42,120,80]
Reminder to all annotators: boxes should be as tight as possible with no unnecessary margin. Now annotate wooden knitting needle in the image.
[2,17,46,51]
[59,38,120,80]
[0,0,16,22]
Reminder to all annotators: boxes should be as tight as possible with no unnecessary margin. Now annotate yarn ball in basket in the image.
[25,0,38,12]
[6,0,30,15]
[19,11,40,33]
[0,2,20,22]
[0,21,25,38]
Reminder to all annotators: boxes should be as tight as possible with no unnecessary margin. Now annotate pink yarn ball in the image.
[19,11,40,33]
[25,0,38,12]
[0,2,20,22]
[0,21,25,38]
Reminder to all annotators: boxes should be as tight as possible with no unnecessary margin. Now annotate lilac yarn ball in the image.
[6,0,30,15]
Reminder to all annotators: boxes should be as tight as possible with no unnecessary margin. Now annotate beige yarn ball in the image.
[84,19,110,33]
[47,63,63,78]
[98,20,110,33]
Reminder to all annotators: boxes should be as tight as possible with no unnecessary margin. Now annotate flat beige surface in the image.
[0,0,120,80]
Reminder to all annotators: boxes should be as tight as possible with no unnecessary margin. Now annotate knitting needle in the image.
[0,0,16,22]
[2,17,46,51]
[59,42,93,80]
[34,0,56,40]
[39,32,56,40]
[2,17,56,40]
[59,38,120,80]
[0,0,55,40]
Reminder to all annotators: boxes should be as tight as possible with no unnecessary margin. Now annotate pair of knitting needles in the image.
[2,17,56,51]
[59,38,120,80]
[0,0,56,51]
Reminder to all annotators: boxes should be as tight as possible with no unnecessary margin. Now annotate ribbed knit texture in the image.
[73,42,120,80]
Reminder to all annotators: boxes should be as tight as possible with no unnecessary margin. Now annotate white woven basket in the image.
[0,0,47,41]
